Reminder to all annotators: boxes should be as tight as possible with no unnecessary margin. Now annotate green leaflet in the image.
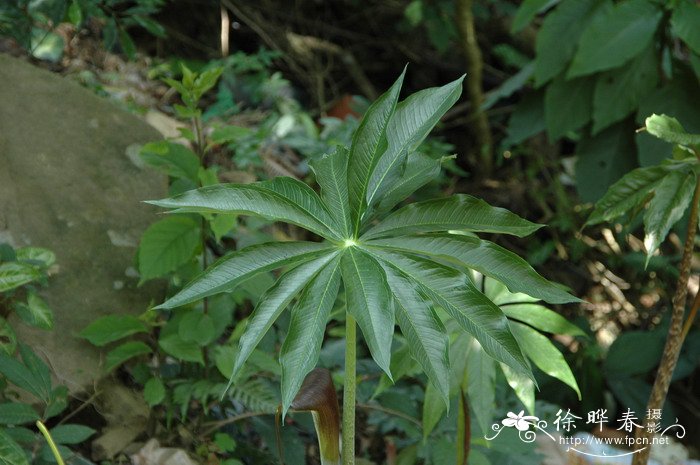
[643,169,696,262]
[567,0,662,78]
[510,0,555,34]
[374,152,442,217]
[147,177,342,241]
[139,140,200,183]
[0,429,29,465]
[341,247,395,378]
[311,146,352,236]
[366,76,464,213]
[501,303,586,337]
[137,216,200,282]
[362,194,542,240]
[592,44,658,134]
[368,249,532,380]
[381,263,450,405]
[586,159,697,226]
[534,0,609,87]
[544,74,594,140]
[280,256,342,415]
[368,234,578,304]
[509,321,581,399]
[231,252,339,382]
[645,114,700,147]
[348,69,406,235]
[158,241,334,309]
[671,0,700,55]
[466,338,497,436]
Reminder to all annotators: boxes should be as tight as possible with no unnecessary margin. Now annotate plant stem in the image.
[631,180,700,465]
[455,0,493,176]
[36,421,65,465]
[342,314,357,465]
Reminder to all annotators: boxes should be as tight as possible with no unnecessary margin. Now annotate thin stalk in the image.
[36,421,65,465]
[342,315,357,465]
[631,180,700,465]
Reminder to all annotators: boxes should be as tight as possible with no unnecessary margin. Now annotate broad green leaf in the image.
[374,152,441,216]
[586,163,685,226]
[280,257,341,415]
[231,253,339,380]
[138,216,200,282]
[503,90,546,146]
[0,354,46,401]
[0,429,29,465]
[671,0,700,55]
[422,382,446,439]
[501,304,585,337]
[14,291,53,330]
[0,403,39,425]
[105,341,152,371]
[534,0,610,87]
[643,169,696,261]
[576,122,638,202]
[362,194,541,240]
[158,241,334,309]
[366,76,464,213]
[311,146,352,236]
[382,264,449,404]
[645,114,700,147]
[544,74,594,140]
[15,247,55,267]
[0,318,16,355]
[466,339,496,435]
[500,363,535,414]
[139,141,200,182]
[79,315,148,346]
[210,214,237,242]
[148,177,341,240]
[592,44,658,134]
[348,69,405,235]
[604,330,664,377]
[369,235,577,304]
[18,344,52,402]
[144,377,166,406]
[567,0,662,78]
[511,0,558,33]
[49,424,96,445]
[0,263,41,293]
[341,248,394,377]
[179,312,216,346]
[510,322,580,398]
[370,249,532,379]
[158,335,202,365]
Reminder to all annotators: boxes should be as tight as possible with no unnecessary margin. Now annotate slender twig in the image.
[631,180,700,465]
[57,389,102,425]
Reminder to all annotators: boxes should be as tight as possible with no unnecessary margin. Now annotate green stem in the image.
[36,421,65,465]
[342,314,356,465]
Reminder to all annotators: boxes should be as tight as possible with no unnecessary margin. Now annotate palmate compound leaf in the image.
[280,256,342,415]
[340,247,395,378]
[361,194,542,240]
[157,241,335,309]
[643,168,696,263]
[146,177,342,241]
[380,263,450,406]
[365,76,465,216]
[347,68,406,236]
[366,248,533,380]
[367,234,578,304]
[230,252,340,383]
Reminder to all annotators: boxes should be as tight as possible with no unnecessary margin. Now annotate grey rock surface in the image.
[0,54,166,392]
